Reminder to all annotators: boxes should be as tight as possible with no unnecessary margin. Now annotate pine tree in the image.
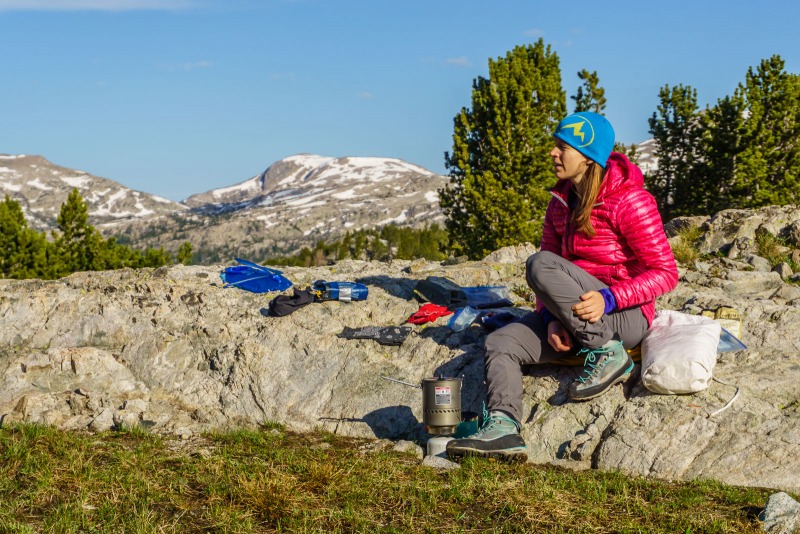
[571,69,606,113]
[0,195,26,277]
[697,94,744,213]
[140,247,172,268]
[11,228,50,279]
[0,195,49,279]
[732,55,800,207]
[440,40,566,259]
[177,242,193,265]
[337,233,352,260]
[54,188,97,274]
[646,84,704,218]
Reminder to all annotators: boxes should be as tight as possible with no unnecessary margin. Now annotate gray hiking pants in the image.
[485,251,649,423]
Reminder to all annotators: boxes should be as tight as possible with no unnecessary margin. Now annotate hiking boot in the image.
[569,340,633,401]
[446,411,527,462]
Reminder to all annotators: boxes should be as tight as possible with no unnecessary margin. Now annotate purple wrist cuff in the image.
[599,288,617,314]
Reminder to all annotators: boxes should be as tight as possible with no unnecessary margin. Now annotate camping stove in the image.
[421,376,462,435]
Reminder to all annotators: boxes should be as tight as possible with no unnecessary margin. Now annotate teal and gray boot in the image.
[446,410,527,462]
[569,339,633,401]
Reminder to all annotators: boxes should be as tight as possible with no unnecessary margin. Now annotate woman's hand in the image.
[547,320,573,352]
[572,290,605,323]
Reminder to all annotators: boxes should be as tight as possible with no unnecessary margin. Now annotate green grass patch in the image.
[754,229,792,268]
[0,423,778,533]
[671,225,703,267]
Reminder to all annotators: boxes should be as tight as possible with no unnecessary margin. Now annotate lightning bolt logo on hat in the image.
[558,116,595,148]
[553,112,614,168]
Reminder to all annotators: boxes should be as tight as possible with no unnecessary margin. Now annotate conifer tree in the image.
[54,188,97,274]
[0,195,26,277]
[646,84,704,219]
[440,40,566,258]
[732,55,800,207]
[571,69,606,113]
[140,247,172,268]
[177,242,193,265]
[696,94,744,213]
[0,195,49,279]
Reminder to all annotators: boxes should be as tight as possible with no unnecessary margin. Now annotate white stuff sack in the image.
[640,310,721,394]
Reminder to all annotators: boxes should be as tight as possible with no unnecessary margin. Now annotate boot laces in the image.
[472,403,519,437]
[576,346,611,384]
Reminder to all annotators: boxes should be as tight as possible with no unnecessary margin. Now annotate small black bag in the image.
[412,276,467,309]
[267,288,316,317]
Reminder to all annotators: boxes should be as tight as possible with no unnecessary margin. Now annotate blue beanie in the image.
[553,112,615,168]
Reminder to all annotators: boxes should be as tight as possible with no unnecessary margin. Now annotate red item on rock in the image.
[407,303,454,325]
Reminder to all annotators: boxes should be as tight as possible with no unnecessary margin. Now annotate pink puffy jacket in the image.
[538,152,678,326]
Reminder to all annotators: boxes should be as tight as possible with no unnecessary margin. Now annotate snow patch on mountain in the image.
[28,178,53,191]
[1,181,21,192]
[61,176,91,188]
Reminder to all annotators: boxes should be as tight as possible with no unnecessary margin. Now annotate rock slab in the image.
[2,206,800,494]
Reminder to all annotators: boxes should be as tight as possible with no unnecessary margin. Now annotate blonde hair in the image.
[571,162,606,237]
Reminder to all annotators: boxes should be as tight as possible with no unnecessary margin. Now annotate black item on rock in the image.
[267,288,316,317]
[412,276,467,309]
[337,326,413,346]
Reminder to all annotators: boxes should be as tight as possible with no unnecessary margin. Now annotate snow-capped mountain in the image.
[182,154,444,223]
[98,153,450,262]
[0,154,186,231]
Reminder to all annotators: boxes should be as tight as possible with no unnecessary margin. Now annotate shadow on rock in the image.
[355,275,419,300]
[431,349,487,416]
[417,323,489,350]
[526,362,645,409]
[361,405,424,440]
[521,364,576,407]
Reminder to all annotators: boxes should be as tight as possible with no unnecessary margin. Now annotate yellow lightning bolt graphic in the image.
[560,121,585,142]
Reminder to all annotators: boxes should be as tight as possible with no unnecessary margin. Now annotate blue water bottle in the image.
[312,280,368,302]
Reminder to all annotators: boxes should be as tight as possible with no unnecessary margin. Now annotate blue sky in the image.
[1,0,798,202]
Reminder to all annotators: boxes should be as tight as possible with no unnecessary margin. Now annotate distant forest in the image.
[0,189,191,280]
[265,223,449,267]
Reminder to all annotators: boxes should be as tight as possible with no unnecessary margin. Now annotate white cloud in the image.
[524,28,544,37]
[446,56,471,67]
[182,60,212,70]
[356,91,373,100]
[270,72,296,81]
[0,0,197,10]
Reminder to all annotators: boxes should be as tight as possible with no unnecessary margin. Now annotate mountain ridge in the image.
[0,153,186,231]
[1,144,655,262]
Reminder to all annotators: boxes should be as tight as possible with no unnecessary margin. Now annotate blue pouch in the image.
[461,286,512,308]
[220,258,293,293]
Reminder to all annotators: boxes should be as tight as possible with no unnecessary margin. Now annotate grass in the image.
[0,423,779,533]
[754,229,793,269]
[670,225,703,267]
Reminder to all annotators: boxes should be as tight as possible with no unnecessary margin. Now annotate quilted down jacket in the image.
[537,152,678,326]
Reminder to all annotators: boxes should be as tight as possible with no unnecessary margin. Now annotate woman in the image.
[447,112,678,462]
